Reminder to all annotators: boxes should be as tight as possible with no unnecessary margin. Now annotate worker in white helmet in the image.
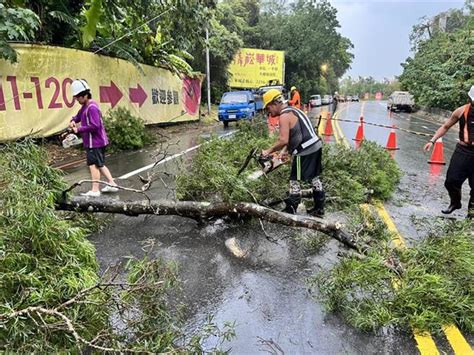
[69,79,119,197]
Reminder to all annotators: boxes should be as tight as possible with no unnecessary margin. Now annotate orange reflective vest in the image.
[460,104,474,144]
[289,90,301,109]
[267,114,280,133]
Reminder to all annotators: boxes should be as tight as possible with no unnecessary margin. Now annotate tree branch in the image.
[57,197,358,250]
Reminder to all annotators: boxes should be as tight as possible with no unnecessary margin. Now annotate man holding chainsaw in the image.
[262,88,325,216]
[69,79,118,197]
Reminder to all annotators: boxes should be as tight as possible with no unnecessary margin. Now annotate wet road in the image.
[63,104,472,354]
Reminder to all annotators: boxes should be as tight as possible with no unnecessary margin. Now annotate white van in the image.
[309,94,322,107]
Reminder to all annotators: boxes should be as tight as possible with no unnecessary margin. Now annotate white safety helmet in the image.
[469,85,474,101]
[71,79,91,97]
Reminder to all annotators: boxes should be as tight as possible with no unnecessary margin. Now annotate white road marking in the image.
[118,131,236,180]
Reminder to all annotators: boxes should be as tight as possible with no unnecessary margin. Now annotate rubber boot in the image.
[307,190,325,217]
[442,184,462,214]
[282,194,301,214]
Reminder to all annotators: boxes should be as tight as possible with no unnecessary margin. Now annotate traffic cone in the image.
[355,140,362,150]
[428,138,446,164]
[385,125,399,150]
[324,112,333,136]
[353,122,364,142]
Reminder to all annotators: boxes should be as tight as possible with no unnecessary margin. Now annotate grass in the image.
[311,209,474,334]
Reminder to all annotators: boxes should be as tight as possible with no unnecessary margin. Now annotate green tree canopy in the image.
[248,0,353,101]
[400,4,474,110]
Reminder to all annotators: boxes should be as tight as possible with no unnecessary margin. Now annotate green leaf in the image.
[80,0,103,48]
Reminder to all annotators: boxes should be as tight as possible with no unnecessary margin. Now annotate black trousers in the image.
[444,144,474,213]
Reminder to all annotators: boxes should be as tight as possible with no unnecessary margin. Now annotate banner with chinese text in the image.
[0,44,202,142]
[228,48,285,88]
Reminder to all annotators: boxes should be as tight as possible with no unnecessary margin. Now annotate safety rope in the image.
[317,114,432,138]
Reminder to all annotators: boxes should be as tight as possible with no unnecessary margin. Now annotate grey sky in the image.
[330,0,466,80]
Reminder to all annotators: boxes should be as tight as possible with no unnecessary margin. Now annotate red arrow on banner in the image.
[99,81,123,108]
[129,84,147,107]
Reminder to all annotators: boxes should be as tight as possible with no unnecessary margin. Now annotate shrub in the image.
[0,140,106,351]
[103,107,152,151]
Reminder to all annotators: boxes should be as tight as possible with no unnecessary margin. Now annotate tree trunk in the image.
[58,197,358,250]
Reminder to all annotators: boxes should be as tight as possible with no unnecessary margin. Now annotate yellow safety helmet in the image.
[290,86,297,91]
[263,88,282,108]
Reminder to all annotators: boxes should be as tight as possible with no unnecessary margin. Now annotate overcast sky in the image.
[330,0,466,80]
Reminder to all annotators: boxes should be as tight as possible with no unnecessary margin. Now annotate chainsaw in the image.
[60,128,83,148]
[238,147,287,180]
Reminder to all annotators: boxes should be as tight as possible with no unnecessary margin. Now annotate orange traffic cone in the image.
[353,123,364,142]
[428,138,446,164]
[324,112,333,136]
[385,125,399,150]
[355,140,362,150]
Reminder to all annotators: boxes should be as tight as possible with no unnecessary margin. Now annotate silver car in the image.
[309,94,322,107]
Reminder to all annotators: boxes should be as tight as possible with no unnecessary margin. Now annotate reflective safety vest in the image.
[282,106,320,155]
[459,104,474,144]
[289,90,301,109]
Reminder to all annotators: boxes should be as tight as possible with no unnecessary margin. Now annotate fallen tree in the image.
[58,196,358,250]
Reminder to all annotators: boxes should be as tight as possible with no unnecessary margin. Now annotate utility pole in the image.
[205,27,211,115]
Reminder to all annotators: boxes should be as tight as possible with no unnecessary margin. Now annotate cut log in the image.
[58,197,358,250]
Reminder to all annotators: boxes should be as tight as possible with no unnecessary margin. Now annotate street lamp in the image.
[320,63,330,95]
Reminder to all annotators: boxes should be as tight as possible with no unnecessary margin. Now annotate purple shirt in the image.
[71,100,109,148]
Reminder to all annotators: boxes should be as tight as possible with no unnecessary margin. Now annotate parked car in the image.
[346,95,352,101]
[351,94,359,102]
[321,95,331,105]
[387,91,415,112]
[309,94,322,107]
[218,91,257,128]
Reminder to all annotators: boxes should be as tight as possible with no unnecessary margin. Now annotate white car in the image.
[321,95,331,105]
[309,94,322,107]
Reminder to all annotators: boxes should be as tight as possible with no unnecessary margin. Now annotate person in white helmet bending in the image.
[69,79,119,197]
[424,85,474,218]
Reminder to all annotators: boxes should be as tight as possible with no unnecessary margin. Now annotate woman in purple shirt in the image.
[69,79,118,197]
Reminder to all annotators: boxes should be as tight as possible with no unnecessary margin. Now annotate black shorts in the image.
[290,149,322,181]
[86,147,106,167]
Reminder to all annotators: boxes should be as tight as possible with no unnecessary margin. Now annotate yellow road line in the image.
[374,202,472,354]
[442,325,474,355]
[413,332,440,355]
[332,110,349,148]
[374,202,405,249]
[373,203,440,354]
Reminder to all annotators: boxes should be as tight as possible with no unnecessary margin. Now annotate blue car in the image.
[218,91,257,128]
